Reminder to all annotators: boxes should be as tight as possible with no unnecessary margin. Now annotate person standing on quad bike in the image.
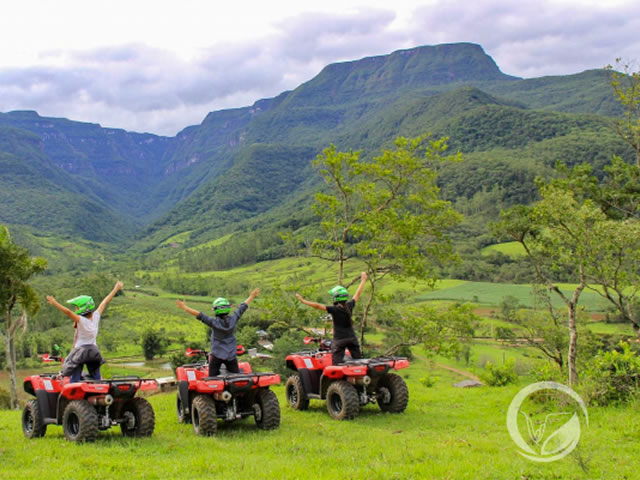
[296,272,367,364]
[176,288,260,376]
[46,280,123,382]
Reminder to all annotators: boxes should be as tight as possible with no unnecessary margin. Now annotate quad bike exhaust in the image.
[88,394,114,406]
[214,391,233,402]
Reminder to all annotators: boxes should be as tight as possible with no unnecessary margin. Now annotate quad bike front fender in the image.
[257,374,280,387]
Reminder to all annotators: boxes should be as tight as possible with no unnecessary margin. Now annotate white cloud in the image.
[1,0,638,135]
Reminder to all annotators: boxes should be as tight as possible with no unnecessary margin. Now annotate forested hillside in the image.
[0,42,630,260]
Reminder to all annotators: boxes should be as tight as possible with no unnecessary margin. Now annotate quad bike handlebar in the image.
[303,336,332,351]
[185,345,247,358]
[39,353,63,363]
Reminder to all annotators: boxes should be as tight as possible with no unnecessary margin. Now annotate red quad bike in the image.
[175,345,281,435]
[22,353,158,442]
[284,337,410,420]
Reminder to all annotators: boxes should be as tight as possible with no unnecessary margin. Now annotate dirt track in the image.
[434,363,482,382]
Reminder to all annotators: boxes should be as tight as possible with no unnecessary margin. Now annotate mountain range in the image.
[0,42,631,260]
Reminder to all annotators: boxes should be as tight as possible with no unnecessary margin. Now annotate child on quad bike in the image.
[46,280,123,382]
[296,272,367,364]
[176,288,260,377]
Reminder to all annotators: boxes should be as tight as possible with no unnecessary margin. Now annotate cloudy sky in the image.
[1,0,638,136]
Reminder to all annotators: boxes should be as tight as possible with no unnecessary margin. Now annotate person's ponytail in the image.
[338,300,352,318]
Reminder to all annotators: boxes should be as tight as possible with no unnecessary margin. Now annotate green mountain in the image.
[0,42,630,257]
[0,125,136,242]
[0,111,176,221]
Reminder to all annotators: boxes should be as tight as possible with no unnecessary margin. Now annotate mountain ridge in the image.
[0,42,626,253]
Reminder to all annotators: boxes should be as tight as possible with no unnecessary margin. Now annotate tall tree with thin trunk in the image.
[312,135,461,345]
[311,145,364,285]
[0,225,47,408]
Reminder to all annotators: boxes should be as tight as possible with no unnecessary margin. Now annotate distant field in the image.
[159,230,193,246]
[585,321,636,336]
[416,281,610,311]
[481,241,526,258]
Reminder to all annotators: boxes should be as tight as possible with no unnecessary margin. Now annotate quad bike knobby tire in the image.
[285,374,309,411]
[22,399,47,438]
[177,394,191,424]
[63,399,98,442]
[120,397,155,437]
[326,380,360,420]
[191,394,217,436]
[253,388,280,430]
[376,373,409,413]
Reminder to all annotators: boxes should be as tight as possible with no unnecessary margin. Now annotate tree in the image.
[494,188,598,386]
[379,302,476,358]
[311,145,364,284]
[498,295,521,323]
[0,225,47,408]
[141,327,169,360]
[312,136,462,344]
[607,60,640,166]
[258,280,326,338]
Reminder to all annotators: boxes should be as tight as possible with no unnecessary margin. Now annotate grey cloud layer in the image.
[1,1,638,135]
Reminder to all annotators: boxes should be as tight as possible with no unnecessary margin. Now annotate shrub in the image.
[236,325,260,349]
[141,327,170,360]
[480,359,518,386]
[169,352,190,373]
[266,330,306,379]
[532,362,565,383]
[420,374,439,388]
[582,342,640,406]
[0,387,11,409]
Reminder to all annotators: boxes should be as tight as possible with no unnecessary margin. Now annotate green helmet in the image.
[212,297,231,315]
[66,295,95,315]
[329,286,349,302]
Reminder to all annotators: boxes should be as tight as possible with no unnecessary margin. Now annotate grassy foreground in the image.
[1,357,638,480]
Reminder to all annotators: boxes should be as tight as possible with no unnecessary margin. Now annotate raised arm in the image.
[97,281,124,315]
[243,288,261,305]
[176,299,201,317]
[352,272,368,302]
[46,296,80,326]
[295,293,327,312]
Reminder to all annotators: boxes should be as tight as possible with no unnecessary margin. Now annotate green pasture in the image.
[1,353,638,479]
[159,230,193,247]
[585,321,636,336]
[416,281,610,311]
[481,241,526,258]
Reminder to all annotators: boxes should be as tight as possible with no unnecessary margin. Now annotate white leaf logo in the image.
[506,382,588,463]
[540,412,580,456]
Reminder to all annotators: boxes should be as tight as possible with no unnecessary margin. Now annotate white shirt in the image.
[75,311,101,347]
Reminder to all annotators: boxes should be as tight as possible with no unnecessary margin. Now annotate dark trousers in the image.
[70,363,101,383]
[63,345,104,382]
[208,356,239,376]
[332,337,362,364]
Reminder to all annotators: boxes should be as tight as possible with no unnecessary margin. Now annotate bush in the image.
[582,342,640,406]
[480,359,518,386]
[0,387,11,409]
[141,327,170,360]
[532,362,565,382]
[266,330,306,379]
[420,374,439,388]
[236,325,260,349]
[169,352,190,373]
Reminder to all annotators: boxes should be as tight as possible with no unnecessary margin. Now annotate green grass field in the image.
[481,241,527,258]
[1,354,638,479]
[3,256,638,478]
[416,281,610,311]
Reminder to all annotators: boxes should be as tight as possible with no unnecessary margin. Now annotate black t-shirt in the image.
[326,299,356,340]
